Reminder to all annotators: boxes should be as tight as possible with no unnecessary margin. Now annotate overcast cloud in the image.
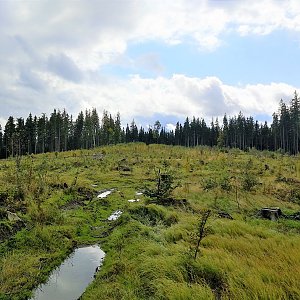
[1,0,300,128]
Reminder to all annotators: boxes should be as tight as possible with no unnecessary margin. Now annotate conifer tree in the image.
[15,117,26,156]
[4,116,15,157]
[114,112,121,144]
[183,117,190,147]
[37,114,47,153]
[74,111,84,149]
[25,113,36,154]
[290,91,300,154]
[0,125,3,158]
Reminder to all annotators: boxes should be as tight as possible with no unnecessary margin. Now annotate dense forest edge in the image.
[1,91,300,158]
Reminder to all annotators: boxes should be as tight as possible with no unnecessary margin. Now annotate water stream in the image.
[30,245,105,300]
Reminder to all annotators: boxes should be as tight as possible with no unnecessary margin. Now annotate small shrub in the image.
[144,168,178,204]
[290,188,300,204]
[219,175,231,191]
[202,178,217,191]
[242,173,259,191]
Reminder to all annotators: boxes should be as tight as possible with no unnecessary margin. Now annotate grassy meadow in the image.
[0,143,300,299]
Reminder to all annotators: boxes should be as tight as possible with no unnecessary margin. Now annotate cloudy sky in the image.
[1,0,300,129]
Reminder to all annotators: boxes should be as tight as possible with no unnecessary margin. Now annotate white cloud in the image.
[0,117,6,129]
[10,73,294,122]
[2,0,300,66]
[0,66,297,127]
[47,53,83,83]
[166,123,176,131]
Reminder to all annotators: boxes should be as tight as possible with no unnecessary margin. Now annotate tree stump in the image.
[260,207,282,221]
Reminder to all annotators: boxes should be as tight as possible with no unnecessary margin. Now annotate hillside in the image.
[1,143,300,299]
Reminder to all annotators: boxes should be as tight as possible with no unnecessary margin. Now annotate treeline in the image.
[1,92,300,158]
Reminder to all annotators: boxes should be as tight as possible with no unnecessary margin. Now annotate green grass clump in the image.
[129,204,178,227]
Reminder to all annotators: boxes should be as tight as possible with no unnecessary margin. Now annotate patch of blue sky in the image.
[254,113,273,124]
[106,30,300,87]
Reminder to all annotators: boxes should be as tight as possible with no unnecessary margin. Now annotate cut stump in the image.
[260,207,282,221]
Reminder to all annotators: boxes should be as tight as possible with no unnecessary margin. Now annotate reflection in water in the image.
[31,245,105,300]
[97,190,113,198]
[107,210,123,220]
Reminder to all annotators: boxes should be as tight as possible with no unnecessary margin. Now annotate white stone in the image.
[7,211,22,222]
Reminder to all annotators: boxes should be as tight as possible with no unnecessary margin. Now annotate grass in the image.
[0,143,300,299]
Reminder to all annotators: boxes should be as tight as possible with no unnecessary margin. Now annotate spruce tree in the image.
[4,116,15,157]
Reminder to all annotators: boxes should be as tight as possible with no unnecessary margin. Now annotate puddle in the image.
[97,189,113,198]
[136,192,143,196]
[30,245,105,300]
[107,210,123,221]
[128,199,140,203]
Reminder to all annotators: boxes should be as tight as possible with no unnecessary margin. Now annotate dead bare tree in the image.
[194,209,211,260]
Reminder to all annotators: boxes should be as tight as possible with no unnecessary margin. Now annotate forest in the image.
[1,91,300,158]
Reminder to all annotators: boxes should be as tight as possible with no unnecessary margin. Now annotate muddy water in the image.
[30,245,105,300]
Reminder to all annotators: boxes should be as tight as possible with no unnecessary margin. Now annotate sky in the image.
[1,0,300,130]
